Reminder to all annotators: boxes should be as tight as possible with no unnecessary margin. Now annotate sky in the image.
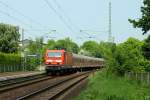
[0,0,149,45]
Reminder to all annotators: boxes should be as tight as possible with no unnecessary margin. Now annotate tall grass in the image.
[72,70,150,100]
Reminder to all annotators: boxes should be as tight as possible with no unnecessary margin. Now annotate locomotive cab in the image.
[44,50,65,67]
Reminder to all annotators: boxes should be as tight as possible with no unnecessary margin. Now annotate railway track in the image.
[17,72,89,100]
[0,71,92,100]
[0,73,46,88]
[0,76,53,93]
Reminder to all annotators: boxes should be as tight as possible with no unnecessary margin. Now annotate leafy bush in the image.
[0,52,21,65]
[0,52,22,72]
[25,57,41,71]
[0,52,41,71]
[115,38,149,74]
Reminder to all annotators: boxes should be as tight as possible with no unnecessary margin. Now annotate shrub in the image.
[0,52,21,65]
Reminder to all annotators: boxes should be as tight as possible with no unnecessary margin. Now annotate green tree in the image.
[45,39,56,50]
[116,38,145,74]
[26,37,43,70]
[129,0,150,34]
[142,35,150,60]
[42,39,56,54]
[129,0,150,64]
[0,23,20,53]
[27,37,43,54]
[98,42,118,74]
[54,38,79,53]
[81,41,102,58]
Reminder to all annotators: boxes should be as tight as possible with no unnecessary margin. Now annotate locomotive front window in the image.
[48,52,62,57]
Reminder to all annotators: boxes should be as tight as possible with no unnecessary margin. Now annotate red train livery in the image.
[44,50,104,74]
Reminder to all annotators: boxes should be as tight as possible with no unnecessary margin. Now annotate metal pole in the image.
[108,2,111,42]
[40,37,42,71]
[20,27,25,71]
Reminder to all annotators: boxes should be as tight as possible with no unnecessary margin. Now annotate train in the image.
[44,50,104,75]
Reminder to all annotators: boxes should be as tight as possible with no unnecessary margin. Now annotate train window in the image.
[47,52,62,57]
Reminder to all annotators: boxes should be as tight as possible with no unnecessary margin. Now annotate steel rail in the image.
[0,76,54,93]
[0,73,46,88]
[49,75,88,100]
[16,71,91,100]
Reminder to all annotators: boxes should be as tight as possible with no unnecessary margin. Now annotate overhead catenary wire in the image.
[51,0,85,40]
[52,0,107,40]
[80,29,108,33]
[0,1,57,41]
[43,0,75,34]
[52,0,80,32]
[0,1,75,42]
[0,9,32,28]
[52,0,99,40]
[0,1,46,28]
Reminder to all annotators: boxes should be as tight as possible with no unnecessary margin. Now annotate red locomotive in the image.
[44,50,104,75]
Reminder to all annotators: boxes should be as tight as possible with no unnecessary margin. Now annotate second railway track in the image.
[0,73,46,88]
[0,71,93,100]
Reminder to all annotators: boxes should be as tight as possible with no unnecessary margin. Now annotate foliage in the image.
[0,52,22,72]
[25,57,40,71]
[54,38,79,53]
[0,52,21,65]
[144,60,150,71]
[72,70,150,100]
[24,37,44,70]
[79,38,149,74]
[115,38,146,74]
[44,38,79,54]
[0,51,40,72]
[128,0,150,71]
[0,23,20,53]
[27,37,43,55]
[98,42,118,74]
[44,39,56,50]
[142,35,150,60]
[79,41,118,74]
[80,41,102,58]
[0,52,41,71]
[129,0,150,34]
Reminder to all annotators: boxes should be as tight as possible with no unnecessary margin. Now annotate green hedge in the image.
[0,52,21,65]
[0,52,43,72]
[0,52,22,72]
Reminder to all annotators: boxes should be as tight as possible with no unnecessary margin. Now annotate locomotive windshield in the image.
[47,52,62,57]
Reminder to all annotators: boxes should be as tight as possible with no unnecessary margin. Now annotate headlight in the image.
[46,60,53,62]
[55,60,62,62]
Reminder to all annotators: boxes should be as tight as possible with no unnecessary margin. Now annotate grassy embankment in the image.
[72,70,150,100]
